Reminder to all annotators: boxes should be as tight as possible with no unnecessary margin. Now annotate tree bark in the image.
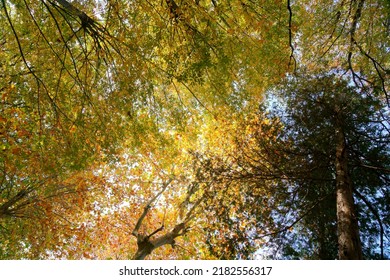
[131,179,191,260]
[335,118,363,260]
[54,0,95,27]
[132,223,186,260]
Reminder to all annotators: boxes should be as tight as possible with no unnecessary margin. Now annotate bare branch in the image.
[131,178,202,260]
[287,0,297,72]
[147,224,165,238]
[132,178,173,237]
[354,189,385,259]
[348,0,365,87]
[54,0,95,27]
[254,194,329,239]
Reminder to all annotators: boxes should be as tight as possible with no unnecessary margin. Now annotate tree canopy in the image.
[0,0,389,259]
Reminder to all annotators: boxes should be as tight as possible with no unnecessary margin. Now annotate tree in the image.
[277,73,389,259]
[1,0,291,258]
[1,0,389,259]
[292,0,389,105]
[207,73,389,259]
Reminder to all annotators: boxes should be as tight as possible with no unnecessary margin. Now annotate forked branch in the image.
[132,178,172,238]
[131,178,201,260]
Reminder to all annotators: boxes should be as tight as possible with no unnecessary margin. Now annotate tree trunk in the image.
[133,237,155,260]
[132,223,186,260]
[335,120,363,260]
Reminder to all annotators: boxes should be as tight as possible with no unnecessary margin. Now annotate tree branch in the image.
[353,189,385,259]
[132,178,173,238]
[254,194,329,239]
[287,0,296,72]
[54,0,95,28]
[348,0,365,87]
[131,178,202,260]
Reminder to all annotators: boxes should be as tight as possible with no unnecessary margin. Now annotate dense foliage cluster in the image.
[0,0,388,259]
